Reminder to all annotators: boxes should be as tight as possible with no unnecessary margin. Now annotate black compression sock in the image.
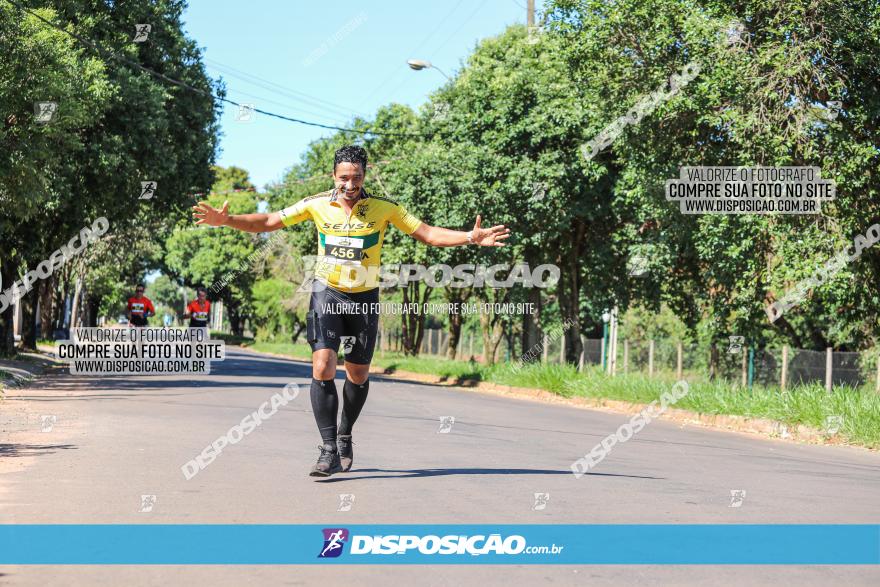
[339,378,369,436]
[310,378,338,450]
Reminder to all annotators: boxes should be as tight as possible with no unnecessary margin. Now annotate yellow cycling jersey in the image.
[277,188,423,292]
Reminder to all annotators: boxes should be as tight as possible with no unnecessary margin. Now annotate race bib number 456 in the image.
[324,235,364,265]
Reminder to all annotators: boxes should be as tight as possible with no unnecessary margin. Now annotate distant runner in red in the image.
[183,287,211,328]
[127,284,155,327]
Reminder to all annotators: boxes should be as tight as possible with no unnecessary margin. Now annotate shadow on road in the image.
[11,353,314,398]
[316,467,663,482]
[0,443,77,458]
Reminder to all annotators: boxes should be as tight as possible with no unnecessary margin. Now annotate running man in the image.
[192,145,510,477]
[126,284,155,327]
[183,287,211,328]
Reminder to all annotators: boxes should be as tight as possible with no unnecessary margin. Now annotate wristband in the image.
[466,230,474,245]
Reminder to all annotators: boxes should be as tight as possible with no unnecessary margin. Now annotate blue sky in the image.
[182,0,538,190]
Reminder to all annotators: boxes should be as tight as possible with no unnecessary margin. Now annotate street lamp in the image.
[406,59,451,81]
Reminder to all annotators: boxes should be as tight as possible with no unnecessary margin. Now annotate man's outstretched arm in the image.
[410,214,511,247]
[192,200,285,232]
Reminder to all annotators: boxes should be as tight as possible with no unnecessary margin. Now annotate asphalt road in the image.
[1,347,878,586]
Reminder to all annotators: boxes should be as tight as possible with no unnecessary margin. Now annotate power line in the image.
[205,58,371,120]
[373,0,489,108]
[206,58,369,117]
[360,0,469,104]
[222,85,356,126]
[3,0,428,139]
[429,0,491,58]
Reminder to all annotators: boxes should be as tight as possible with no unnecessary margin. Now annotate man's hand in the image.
[192,202,284,233]
[192,200,229,227]
[471,215,511,247]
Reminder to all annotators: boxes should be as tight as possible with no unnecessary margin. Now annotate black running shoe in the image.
[337,435,354,472]
[309,444,343,477]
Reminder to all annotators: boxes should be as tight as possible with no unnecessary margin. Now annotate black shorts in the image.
[307,286,379,365]
[189,319,208,328]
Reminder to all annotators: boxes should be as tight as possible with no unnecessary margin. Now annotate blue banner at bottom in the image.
[1,525,878,564]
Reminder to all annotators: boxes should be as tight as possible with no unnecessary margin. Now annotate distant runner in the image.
[193,145,510,477]
[183,287,211,328]
[126,284,155,327]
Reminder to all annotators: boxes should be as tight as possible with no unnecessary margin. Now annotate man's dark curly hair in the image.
[333,145,368,173]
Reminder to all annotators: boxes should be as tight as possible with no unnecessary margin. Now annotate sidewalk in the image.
[0,351,62,393]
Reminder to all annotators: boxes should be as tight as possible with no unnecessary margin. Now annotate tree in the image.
[147,274,189,316]
[0,0,220,353]
[165,167,263,336]
[251,278,305,343]
[550,0,880,356]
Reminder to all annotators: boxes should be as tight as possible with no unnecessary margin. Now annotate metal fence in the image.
[378,328,880,392]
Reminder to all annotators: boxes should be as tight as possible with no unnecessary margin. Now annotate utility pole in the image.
[527,0,534,26]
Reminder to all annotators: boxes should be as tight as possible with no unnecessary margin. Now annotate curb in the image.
[370,368,858,449]
[218,345,877,451]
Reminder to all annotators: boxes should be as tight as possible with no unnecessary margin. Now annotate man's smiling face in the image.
[333,161,365,202]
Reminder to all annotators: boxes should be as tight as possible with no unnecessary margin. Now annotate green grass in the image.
[247,341,313,360]
[244,344,880,449]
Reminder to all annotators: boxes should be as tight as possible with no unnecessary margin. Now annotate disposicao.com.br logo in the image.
[317,528,563,558]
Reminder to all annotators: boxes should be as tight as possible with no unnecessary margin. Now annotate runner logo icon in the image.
[318,528,349,558]
[340,336,356,354]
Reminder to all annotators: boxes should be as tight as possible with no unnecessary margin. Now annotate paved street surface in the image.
[1,348,878,586]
